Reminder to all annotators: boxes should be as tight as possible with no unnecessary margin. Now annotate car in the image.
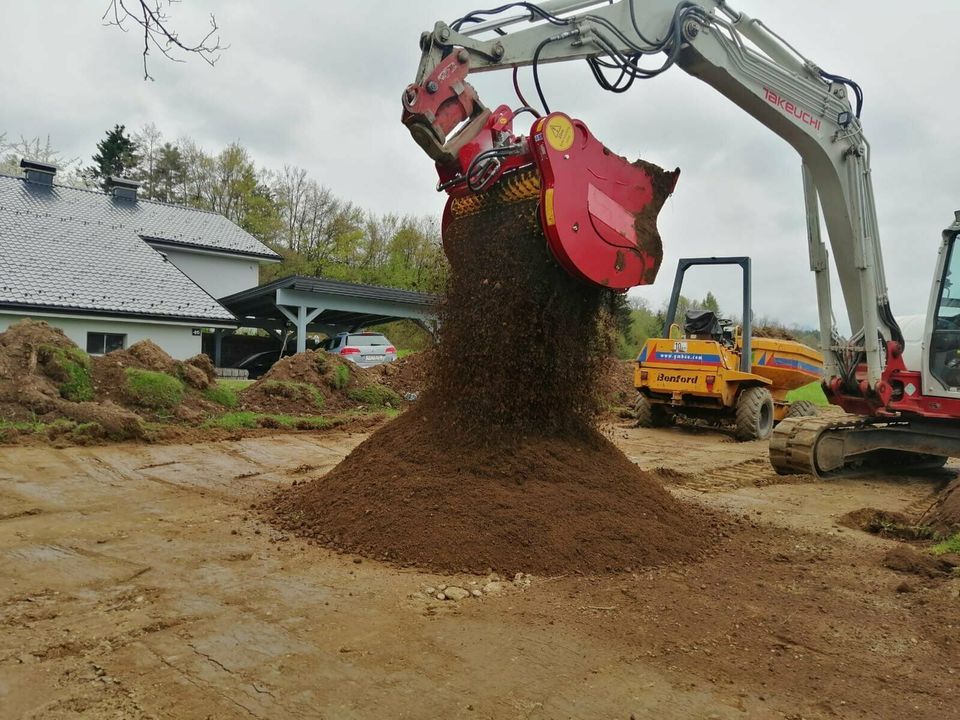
[327,332,398,368]
[235,350,282,380]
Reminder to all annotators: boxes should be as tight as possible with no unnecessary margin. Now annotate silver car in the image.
[327,332,398,368]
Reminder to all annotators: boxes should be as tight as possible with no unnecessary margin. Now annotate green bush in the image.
[40,345,94,402]
[347,385,401,408]
[331,363,351,390]
[204,383,239,408]
[261,380,324,409]
[125,368,185,409]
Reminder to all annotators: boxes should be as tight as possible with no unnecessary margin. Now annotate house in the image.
[0,160,280,359]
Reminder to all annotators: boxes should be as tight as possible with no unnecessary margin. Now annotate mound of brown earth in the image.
[371,350,435,398]
[239,350,398,415]
[269,168,718,575]
[91,340,217,421]
[270,411,720,575]
[752,325,797,341]
[839,507,921,538]
[0,319,145,439]
[920,478,960,536]
[882,545,957,578]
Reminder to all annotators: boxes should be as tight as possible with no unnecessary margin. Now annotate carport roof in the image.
[219,275,438,330]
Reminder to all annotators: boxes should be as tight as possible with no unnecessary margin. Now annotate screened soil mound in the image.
[268,174,715,574]
[239,350,397,414]
[268,409,720,575]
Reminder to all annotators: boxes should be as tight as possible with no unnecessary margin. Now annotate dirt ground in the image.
[2,421,958,719]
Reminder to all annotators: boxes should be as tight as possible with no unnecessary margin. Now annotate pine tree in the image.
[87,124,139,190]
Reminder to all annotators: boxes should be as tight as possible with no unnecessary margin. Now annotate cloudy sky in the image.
[2,1,958,330]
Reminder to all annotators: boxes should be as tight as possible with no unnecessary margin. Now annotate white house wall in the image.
[0,313,204,360]
[159,248,260,299]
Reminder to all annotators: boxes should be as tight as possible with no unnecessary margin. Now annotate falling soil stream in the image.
[267,167,722,574]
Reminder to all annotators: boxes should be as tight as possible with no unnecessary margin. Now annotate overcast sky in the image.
[2,1,958,330]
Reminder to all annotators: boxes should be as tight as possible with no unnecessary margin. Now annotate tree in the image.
[88,124,139,189]
[133,122,163,198]
[101,0,226,80]
[702,291,721,315]
[0,133,84,187]
[154,142,187,202]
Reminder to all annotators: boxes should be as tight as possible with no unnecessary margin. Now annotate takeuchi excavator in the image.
[402,0,960,478]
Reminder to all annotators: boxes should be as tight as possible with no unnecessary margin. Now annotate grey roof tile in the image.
[0,174,279,259]
[0,176,238,323]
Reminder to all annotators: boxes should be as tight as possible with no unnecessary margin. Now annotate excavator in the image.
[401,0,960,479]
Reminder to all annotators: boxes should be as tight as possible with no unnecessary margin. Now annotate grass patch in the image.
[786,382,829,406]
[39,345,94,402]
[218,378,253,392]
[203,383,239,408]
[261,380,325,409]
[125,368,185,409]
[347,385,401,407]
[931,533,960,556]
[203,411,332,431]
[397,349,418,359]
[0,418,46,433]
[331,363,351,391]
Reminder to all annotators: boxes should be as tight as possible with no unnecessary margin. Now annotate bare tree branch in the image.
[102,0,227,80]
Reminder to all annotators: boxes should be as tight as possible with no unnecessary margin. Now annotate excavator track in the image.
[770,413,950,479]
[769,414,866,477]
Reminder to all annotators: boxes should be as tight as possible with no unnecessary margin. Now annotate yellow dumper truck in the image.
[634,257,823,440]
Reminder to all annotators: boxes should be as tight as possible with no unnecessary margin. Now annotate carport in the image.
[216,276,438,365]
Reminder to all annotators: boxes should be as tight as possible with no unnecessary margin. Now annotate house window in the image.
[86,332,126,355]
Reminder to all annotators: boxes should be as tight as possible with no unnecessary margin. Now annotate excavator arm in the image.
[403,0,897,397]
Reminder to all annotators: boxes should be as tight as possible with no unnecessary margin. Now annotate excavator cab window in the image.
[931,236,960,388]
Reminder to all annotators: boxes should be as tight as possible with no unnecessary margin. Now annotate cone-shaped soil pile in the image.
[268,175,720,575]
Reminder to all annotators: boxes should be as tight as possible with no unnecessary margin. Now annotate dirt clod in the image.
[882,546,957,578]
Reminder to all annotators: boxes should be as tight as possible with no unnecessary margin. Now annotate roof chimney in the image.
[20,158,57,186]
[107,176,140,201]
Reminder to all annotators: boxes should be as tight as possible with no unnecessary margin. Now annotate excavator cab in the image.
[926,216,960,392]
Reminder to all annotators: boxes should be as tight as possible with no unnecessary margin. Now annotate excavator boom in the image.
[403,1,960,478]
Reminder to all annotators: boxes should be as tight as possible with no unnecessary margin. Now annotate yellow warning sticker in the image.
[543,188,556,226]
[544,115,574,152]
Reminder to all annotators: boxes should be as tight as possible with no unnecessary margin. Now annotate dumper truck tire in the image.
[634,393,669,428]
[785,400,818,420]
[735,387,774,441]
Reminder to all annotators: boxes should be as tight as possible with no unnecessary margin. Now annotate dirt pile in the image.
[371,350,435,398]
[271,412,717,574]
[752,325,797,341]
[239,351,399,415]
[90,340,219,423]
[269,174,720,575]
[920,477,960,536]
[0,319,145,439]
[882,545,957,578]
